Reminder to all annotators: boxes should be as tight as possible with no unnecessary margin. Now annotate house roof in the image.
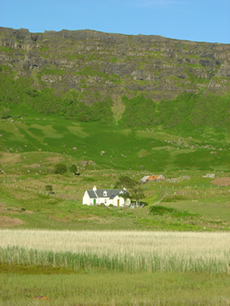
[147,175,160,181]
[86,189,129,199]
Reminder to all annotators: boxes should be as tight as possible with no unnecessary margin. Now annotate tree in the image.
[54,163,67,174]
[115,176,145,206]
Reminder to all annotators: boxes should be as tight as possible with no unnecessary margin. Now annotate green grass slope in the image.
[0,110,229,173]
[0,104,229,231]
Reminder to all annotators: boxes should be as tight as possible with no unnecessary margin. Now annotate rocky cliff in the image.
[0,27,229,107]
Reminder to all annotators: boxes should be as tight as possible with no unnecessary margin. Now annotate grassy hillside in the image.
[0,111,230,232]
[1,110,229,173]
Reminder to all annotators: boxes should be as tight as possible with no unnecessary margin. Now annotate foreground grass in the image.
[1,230,229,273]
[1,265,230,305]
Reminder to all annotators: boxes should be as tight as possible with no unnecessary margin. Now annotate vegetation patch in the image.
[211,177,230,186]
[0,262,78,275]
[0,216,25,228]
[149,205,196,218]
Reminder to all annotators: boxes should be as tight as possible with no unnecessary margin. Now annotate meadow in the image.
[1,268,229,305]
[0,108,229,174]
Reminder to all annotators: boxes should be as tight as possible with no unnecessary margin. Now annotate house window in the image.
[103,191,107,197]
[105,199,107,204]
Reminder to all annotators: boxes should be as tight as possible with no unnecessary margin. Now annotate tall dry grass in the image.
[0,230,229,273]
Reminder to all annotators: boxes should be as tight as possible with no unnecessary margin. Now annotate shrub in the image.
[69,164,77,173]
[54,164,67,174]
[45,185,53,194]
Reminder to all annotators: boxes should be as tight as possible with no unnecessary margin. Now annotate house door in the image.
[94,199,96,205]
[117,199,120,207]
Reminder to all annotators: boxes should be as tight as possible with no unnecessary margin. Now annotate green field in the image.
[2,267,229,305]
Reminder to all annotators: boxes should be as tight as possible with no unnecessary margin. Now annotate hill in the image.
[0,27,230,130]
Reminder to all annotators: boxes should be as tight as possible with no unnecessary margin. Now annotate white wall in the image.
[82,191,130,207]
[82,192,91,205]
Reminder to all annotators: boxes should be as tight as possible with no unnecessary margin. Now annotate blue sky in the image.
[1,0,229,43]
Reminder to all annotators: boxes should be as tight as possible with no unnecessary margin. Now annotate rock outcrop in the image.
[0,27,229,104]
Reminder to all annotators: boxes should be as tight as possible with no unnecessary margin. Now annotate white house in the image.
[82,186,131,207]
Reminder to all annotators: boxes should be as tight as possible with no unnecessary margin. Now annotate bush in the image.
[54,164,67,174]
[69,164,77,173]
[45,185,53,193]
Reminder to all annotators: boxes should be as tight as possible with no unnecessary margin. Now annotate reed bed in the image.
[0,230,229,273]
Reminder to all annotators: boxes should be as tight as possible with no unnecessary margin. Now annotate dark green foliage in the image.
[45,185,53,192]
[45,185,54,195]
[90,97,113,123]
[60,100,91,121]
[61,98,113,123]
[121,95,157,127]
[0,69,113,122]
[69,164,77,173]
[114,176,138,189]
[121,93,230,131]
[159,93,230,130]
[115,176,145,205]
[54,164,67,174]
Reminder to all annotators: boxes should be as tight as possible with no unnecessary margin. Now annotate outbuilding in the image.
[140,174,165,183]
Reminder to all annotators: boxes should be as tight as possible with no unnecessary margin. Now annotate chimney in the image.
[93,186,97,191]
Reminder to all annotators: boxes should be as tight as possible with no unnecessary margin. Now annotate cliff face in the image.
[0,27,230,104]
